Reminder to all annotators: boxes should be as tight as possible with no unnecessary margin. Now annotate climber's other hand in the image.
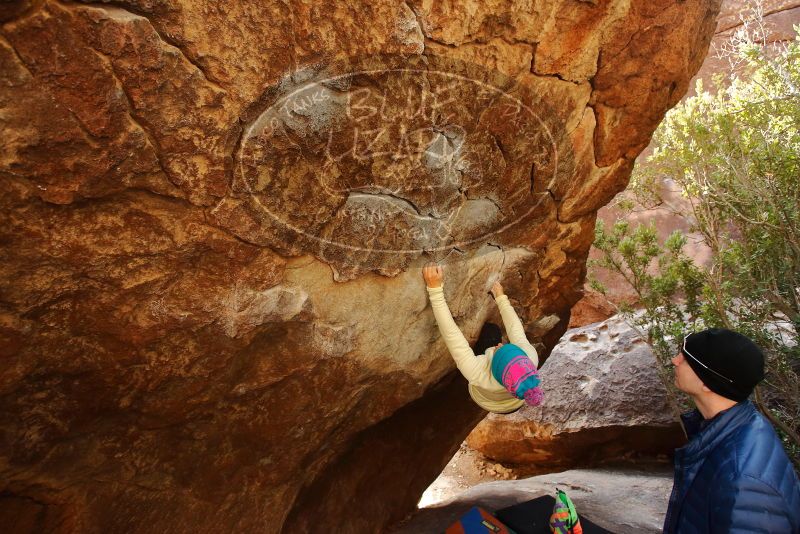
[490,281,505,299]
[423,263,444,288]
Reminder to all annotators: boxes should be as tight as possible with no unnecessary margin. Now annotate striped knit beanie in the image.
[491,343,543,406]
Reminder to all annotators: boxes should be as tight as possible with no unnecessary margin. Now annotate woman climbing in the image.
[423,263,543,414]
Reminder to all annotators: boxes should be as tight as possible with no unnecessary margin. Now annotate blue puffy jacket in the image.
[663,401,800,533]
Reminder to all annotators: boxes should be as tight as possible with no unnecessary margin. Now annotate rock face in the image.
[392,468,674,534]
[467,317,685,470]
[568,288,617,328]
[716,0,800,43]
[1,1,719,532]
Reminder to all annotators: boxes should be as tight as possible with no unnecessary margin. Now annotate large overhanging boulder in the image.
[0,1,720,532]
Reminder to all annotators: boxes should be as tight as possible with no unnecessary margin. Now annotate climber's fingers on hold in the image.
[422,263,443,287]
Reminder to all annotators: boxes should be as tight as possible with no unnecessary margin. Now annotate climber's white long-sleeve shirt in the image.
[426,286,539,413]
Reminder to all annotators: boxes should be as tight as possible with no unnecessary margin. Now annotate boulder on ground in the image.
[468,316,685,470]
[568,289,617,328]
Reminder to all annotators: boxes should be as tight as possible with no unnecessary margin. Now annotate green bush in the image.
[591,24,800,467]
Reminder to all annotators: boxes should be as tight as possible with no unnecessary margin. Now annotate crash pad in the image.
[445,506,516,534]
[495,496,614,534]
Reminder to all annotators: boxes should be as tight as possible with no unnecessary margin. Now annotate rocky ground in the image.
[418,443,518,508]
[409,436,674,530]
[395,461,674,533]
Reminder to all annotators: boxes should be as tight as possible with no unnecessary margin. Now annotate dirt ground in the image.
[418,442,518,507]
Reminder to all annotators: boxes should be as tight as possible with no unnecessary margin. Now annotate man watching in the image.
[663,328,800,533]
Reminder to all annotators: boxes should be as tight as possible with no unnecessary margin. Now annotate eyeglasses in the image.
[681,335,734,384]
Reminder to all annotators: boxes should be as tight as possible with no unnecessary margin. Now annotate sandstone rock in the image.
[467,316,685,470]
[1,0,719,532]
[568,288,617,328]
[716,0,800,36]
[392,468,674,534]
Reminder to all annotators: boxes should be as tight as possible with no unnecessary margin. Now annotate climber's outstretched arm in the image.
[423,264,485,383]
[490,281,539,366]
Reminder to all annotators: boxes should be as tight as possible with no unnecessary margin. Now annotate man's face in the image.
[671,351,706,395]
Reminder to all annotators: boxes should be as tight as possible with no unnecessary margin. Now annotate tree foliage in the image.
[591,22,800,466]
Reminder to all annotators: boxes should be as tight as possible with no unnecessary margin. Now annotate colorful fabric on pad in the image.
[549,490,583,534]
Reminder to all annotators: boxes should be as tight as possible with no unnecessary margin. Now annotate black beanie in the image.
[683,328,765,401]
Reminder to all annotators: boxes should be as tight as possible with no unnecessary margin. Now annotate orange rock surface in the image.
[1,0,719,531]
